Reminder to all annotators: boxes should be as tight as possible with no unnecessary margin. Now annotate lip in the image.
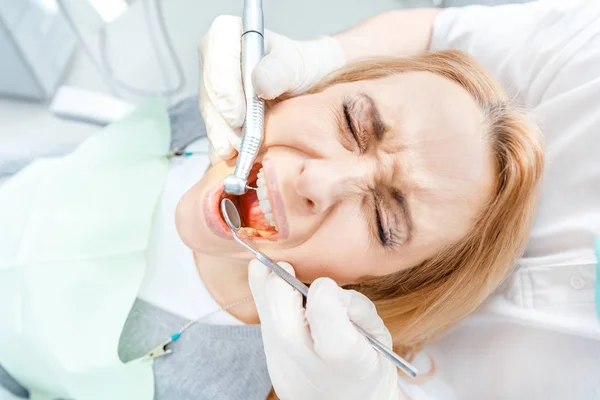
[203,158,289,241]
[262,158,289,238]
[203,182,236,240]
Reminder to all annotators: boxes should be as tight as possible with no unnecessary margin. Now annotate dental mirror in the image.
[221,198,241,232]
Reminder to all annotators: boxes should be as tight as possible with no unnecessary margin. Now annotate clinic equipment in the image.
[50,85,136,125]
[0,1,75,100]
[220,198,419,378]
[143,296,252,360]
[56,0,185,102]
[223,0,265,196]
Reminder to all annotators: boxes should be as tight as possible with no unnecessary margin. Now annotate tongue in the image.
[238,190,276,231]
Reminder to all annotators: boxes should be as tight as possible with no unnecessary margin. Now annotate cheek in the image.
[278,208,412,284]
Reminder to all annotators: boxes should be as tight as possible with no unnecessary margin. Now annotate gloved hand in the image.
[198,16,345,163]
[248,260,408,400]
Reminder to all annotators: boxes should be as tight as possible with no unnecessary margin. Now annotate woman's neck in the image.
[193,252,260,324]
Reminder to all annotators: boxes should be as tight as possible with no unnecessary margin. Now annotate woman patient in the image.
[172,49,543,397]
[180,49,542,343]
[0,51,543,400]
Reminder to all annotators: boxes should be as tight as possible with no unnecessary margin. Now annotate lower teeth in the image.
[239,227,258,237]
[238,227,275,238]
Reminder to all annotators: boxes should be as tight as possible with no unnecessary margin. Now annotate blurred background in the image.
[0,0,531,180]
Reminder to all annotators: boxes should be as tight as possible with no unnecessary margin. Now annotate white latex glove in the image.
[248,259,407,400]
[198,16,345,163]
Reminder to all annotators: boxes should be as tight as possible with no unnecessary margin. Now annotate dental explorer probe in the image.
[223,0,265,196]
[220,198,419,378]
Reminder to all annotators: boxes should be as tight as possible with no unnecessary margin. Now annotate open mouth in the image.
[220,162,279,239]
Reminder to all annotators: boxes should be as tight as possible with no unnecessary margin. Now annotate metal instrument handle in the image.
[253,251,418,377]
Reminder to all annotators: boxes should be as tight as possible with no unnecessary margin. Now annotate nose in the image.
[295,159,368,214]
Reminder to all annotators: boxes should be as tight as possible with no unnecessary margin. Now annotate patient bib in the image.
[0,98,171,400]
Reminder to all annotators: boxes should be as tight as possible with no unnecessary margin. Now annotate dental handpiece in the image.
[223,0,265,196]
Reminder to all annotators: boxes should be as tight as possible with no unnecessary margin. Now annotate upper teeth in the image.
[257,168,277,229]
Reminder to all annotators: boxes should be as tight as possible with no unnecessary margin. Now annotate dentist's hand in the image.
[248,260,408,400]
[198,16,345,163]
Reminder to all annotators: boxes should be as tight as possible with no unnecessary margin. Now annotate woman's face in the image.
[176,71,495,284]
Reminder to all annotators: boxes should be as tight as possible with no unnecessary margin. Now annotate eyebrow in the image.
[358,93,387,142]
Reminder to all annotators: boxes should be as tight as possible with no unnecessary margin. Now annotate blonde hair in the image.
[310,51,545,362]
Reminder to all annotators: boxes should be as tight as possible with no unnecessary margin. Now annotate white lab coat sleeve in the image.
[429,0,594,108]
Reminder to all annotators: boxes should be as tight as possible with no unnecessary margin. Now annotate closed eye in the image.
[372,190,413,249]
[375,207,389,245]
[343,102,360,146]
[342,99,368,153]
[374,193,394,247]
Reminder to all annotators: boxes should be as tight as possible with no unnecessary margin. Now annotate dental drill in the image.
[223,0,265,196]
